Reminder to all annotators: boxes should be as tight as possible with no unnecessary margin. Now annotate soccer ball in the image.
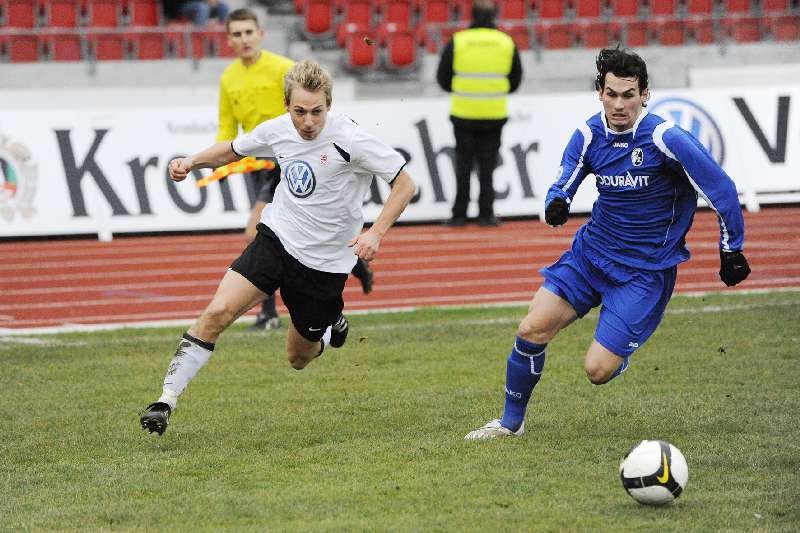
[619,440,689,506]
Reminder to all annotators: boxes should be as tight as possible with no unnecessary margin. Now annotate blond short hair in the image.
[283,59,333,107]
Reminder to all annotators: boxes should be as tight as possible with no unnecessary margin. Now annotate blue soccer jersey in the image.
[545,111,745,270]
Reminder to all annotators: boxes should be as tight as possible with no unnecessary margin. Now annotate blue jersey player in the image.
[465,47,751,440]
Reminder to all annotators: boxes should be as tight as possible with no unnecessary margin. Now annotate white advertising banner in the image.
[1,85,798,237]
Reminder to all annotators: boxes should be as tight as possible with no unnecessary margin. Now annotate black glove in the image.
[719,251,751,286]
[544,198,569,226]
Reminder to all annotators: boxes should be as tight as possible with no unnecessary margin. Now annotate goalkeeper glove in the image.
[544,198,569,227]
[719,250,751,286]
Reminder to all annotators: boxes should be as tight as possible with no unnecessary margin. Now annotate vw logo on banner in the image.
[284,160,316,198]
[650,97,725,165]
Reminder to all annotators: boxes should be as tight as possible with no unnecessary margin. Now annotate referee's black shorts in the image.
[230,224,348,342]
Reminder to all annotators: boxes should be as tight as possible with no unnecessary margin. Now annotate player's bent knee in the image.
[584,361,614,385]
[286,349,312,370]
[517,319,553,344]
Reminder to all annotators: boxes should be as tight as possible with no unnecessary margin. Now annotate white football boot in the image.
[464,419,524,440]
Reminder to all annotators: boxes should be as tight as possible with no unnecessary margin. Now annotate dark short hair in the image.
[225,8,259,33]
[471,0,497,23]
[594,47,649,93]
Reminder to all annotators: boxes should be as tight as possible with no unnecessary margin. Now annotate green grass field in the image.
[2,291,799,531]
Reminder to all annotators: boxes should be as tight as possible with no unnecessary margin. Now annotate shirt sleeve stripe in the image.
[562,122,592,193]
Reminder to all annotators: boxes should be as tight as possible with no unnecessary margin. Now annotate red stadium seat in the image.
[1,0,37,27]
[651,20,685,45]
[85,0,119,27]
[418,0,451,24]
[498,0,527,20]
[127,32,165,59]
[723,17,762,42]
[649,0,677,16]
[129,0,159,26]
[574,0,602,19]
[295,0,306,14]
[578,21,617,48]
[304,0,334,39]
[0,34,38,61]
[761,0,789,12]
[722,0,751,13]
[535,0,565,19]
[534,22,574,48]
[87,33,125,60]
[767,14,800,41]
[609,0,638,17]
[454,0,472,21]
[380,0,412,26]
[342,0,374,26]
[618,20,649,46]
[43,33,83,60]
[383,22,417,70]
[685,0,713,14]
[499,21,532,49]
[45,0,79,27]
[344,28,377,70]
[686,18,716,44]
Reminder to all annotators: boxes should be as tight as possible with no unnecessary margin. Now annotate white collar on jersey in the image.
[602,109,649,139]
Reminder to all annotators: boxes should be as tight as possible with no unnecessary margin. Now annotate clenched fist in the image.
[169,158,193,182]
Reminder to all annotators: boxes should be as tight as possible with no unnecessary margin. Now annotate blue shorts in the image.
[540,242,677,358]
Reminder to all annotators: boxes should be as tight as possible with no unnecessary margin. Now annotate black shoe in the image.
[443,217,467,227]
[250,312,280,331]
[140,402,171,436]
[478,215,502,227]
[330,314,349,348]
[354,262,374,294]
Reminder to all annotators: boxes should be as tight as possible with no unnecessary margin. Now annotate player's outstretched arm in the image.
[349,171,415,261]
[168,142,240,182]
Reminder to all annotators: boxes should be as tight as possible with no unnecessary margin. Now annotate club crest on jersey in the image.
[631,148,644,167]
[320,153,329,166]
[285,160,316,198]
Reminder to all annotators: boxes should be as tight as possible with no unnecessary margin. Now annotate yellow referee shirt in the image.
[216,50,295,141]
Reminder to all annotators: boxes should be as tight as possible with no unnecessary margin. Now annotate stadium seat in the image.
[304,0,334,39]
[127,32,165,59]
[85,0,120,27]
[578,21,617,48]
[2,0,37,27]
[722,0,751,13]
[87,33,125,59]
[618,20,649,46]
[380,0,413,27]
[767,14,800,41]
[499,21,532,49]
[129,0,159,26]
[723,16,762,42]
[383,22,418,70]
[534,22,574,49]
[761,0,789,12]
[686,18,716,44]
[574,0,603,19]
[294,0,306,13]
[417,0,451,25]
[43,33,83,60]
[535,0,566,19]
[609,0,639,17]
[498,0,527,20]
[648,0,677,15]
[336,0,374,45]
[0,34,38,61]
[651,19,685,45]
[344,28,377,70]
[685,0,714,14]
[45,0,79,27]
[454,0,472,21]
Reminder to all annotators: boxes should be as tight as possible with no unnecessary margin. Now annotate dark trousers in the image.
[452,125,503,219]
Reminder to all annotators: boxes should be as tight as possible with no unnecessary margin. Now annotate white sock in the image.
[159,333,214,410]
[322,326,332,346]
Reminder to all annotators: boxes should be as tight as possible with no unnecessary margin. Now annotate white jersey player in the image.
[140,60,416,436]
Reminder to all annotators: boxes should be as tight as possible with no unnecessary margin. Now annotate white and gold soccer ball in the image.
[619,440,689,505]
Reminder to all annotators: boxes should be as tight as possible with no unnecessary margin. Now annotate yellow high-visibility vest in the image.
[451,28,514,120]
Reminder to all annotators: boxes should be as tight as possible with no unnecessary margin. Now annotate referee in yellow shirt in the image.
[219,9,374,332]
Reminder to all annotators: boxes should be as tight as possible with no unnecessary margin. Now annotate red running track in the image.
[2,207,799,331]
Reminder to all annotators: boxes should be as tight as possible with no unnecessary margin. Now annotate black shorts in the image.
[247,161,280,205]
[230,224,348,342]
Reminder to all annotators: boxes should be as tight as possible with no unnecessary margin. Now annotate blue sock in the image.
[605,356,630,383]
[500,337,546,432]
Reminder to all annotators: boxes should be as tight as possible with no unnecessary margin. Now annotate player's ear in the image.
[641,88,650,107]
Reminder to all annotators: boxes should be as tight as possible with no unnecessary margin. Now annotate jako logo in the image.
[650,97,725,165]
[285,160,316,198]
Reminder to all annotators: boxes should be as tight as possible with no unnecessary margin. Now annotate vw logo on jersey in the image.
[284,160,316,198]
[631,147,644,167]
[650,97,725,165]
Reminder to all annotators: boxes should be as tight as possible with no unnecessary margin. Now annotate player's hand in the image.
[168,157,193,182]
[719,250,751,286]
[348,230,380,262]
[544,198,569,227]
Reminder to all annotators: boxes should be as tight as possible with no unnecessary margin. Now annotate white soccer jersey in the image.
[232,111,406,273]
